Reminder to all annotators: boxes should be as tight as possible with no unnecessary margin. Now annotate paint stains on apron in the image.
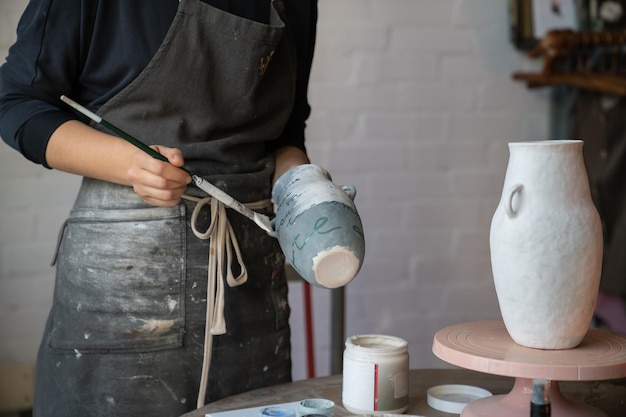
[34,1,296,416]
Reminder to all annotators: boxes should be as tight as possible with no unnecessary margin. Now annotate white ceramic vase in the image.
[490,140,603,350]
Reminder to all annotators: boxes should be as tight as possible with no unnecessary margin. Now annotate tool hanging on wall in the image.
[512,28,626,95]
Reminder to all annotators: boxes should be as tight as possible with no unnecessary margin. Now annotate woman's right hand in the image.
[127,145,191,207]
[46,120,191,207]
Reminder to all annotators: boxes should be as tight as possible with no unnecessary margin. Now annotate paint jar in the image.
[342,334,409,415]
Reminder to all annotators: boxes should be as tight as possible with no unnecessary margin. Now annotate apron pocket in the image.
[48,205,186,353]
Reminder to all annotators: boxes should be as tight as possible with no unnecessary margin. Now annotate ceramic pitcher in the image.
[272,164,365,289]
[490,140,603,349]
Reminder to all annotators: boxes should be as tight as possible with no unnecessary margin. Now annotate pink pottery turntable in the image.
[432,320,626,417]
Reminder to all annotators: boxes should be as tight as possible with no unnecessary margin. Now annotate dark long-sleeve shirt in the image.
[0,0,316,167]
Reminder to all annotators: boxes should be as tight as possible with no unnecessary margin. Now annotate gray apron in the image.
[34,1,296,416]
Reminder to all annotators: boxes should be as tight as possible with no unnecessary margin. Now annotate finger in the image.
[152,145,186,168]
[133,183,187,207]
[132,150,190,186]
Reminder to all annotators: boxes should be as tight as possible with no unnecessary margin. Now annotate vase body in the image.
[490,140,603,349]
[272,164,365,289]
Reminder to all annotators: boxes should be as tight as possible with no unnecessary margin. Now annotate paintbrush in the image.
[60,95,275,236]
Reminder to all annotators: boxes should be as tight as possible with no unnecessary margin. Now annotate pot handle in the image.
[504,183,523,218]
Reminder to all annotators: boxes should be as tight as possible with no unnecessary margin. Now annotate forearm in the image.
[45,120,190,207]
[272,145,310,184]
[45,120,137,186]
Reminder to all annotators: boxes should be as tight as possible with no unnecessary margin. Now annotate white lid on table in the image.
[426,384,492,414]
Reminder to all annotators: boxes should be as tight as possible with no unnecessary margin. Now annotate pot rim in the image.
[508,139,582,147]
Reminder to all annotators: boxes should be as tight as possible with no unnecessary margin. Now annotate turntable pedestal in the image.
[432,321,626,417]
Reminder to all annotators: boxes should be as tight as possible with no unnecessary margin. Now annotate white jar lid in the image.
[426,384,492,414]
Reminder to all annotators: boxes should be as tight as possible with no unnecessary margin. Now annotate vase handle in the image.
[504,183,523,218]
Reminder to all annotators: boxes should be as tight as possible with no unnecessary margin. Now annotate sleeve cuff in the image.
[17,110,76,168]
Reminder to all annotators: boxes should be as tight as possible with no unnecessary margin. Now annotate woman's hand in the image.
[127,145,191,207]
[46,120,191,206]
[272,146,310,184]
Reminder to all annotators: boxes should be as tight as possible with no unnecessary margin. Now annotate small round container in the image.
[427,384,492,414]
[342,334,409,414]
[299,399,335,417]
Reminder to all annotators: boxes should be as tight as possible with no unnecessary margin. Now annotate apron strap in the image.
[182,193,271,408]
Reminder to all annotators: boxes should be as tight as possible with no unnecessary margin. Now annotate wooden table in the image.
[182,369,626,417]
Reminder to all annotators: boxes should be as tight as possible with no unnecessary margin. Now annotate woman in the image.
[0,0,317,416]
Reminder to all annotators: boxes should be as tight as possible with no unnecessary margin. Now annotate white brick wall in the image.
[0,0,549,381]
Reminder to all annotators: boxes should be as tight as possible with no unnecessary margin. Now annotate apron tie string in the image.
[181,193,271,408]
